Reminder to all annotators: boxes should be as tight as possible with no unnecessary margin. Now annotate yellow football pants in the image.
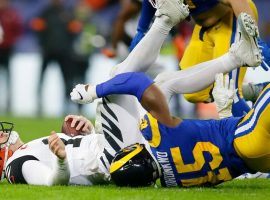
[180,0,258,103]
[234,84,270,172]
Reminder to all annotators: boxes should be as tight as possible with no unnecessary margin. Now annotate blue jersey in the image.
[140,114,252,187]
[185,0,219,16]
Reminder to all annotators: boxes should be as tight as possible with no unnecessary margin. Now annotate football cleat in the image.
[230,13,262,67]
[236,172,270,179]
[154,0,190,27]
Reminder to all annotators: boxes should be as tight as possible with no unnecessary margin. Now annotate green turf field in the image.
[1,116,269,200]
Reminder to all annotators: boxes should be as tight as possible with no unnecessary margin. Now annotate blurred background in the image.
[0,0,270,120]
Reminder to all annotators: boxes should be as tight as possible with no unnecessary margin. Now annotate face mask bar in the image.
[0,122,14,146]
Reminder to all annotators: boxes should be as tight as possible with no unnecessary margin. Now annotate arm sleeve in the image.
[22,158,70,186]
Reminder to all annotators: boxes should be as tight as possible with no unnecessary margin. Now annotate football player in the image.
[2,0,262,186]
[1,115,113,185]
[70,0,269,187]
[130,0,270,117]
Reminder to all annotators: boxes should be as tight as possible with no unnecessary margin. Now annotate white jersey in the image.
[5,133,110,185]
[5,95,148,186]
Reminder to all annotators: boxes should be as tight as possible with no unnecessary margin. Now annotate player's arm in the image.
[21,158,70,186]
[71,72,180,126]
[18,133,69,186]
[23,132,70,186]
[220,0,257,21]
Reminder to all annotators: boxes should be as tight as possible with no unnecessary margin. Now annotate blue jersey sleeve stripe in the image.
[234,89,270,137]
[236,87,270,128]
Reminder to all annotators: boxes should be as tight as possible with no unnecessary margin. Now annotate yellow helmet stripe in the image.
[110,144,143,174]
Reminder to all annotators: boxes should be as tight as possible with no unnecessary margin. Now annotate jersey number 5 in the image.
[170,142,232,186]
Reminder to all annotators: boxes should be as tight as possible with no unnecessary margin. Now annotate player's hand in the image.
[64,115,94,134]
[70,84,97,104]
[212,73,236,119]
[258,38,270,71]
[48,131,66,160]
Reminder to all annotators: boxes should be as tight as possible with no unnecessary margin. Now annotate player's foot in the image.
[154,0,189,27]
[229,13,262,67]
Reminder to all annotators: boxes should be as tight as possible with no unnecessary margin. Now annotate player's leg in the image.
[211,11,251,117]
[71,17,262,107]
[111,0,189,76]
[58,55,75,112]
[154,23,261,103]
[0,48,12,113]
[96,0,189,158]
[179,25,214,103]
[155,12,261,103]
[230,0,259,116]
[234,83,270,172]
[94,0,189,165]
[37,54,50,115]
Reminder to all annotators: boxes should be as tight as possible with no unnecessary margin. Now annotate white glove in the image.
[70,84,97,104]
[212,73,236,119]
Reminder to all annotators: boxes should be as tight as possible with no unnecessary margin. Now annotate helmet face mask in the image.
[0,122,14,147]
[110,143,161,187]
[0,121,14,181]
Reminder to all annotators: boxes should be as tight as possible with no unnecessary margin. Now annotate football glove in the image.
[70,84,97,104]
[258,38,270,71]
[212,73,236,119]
